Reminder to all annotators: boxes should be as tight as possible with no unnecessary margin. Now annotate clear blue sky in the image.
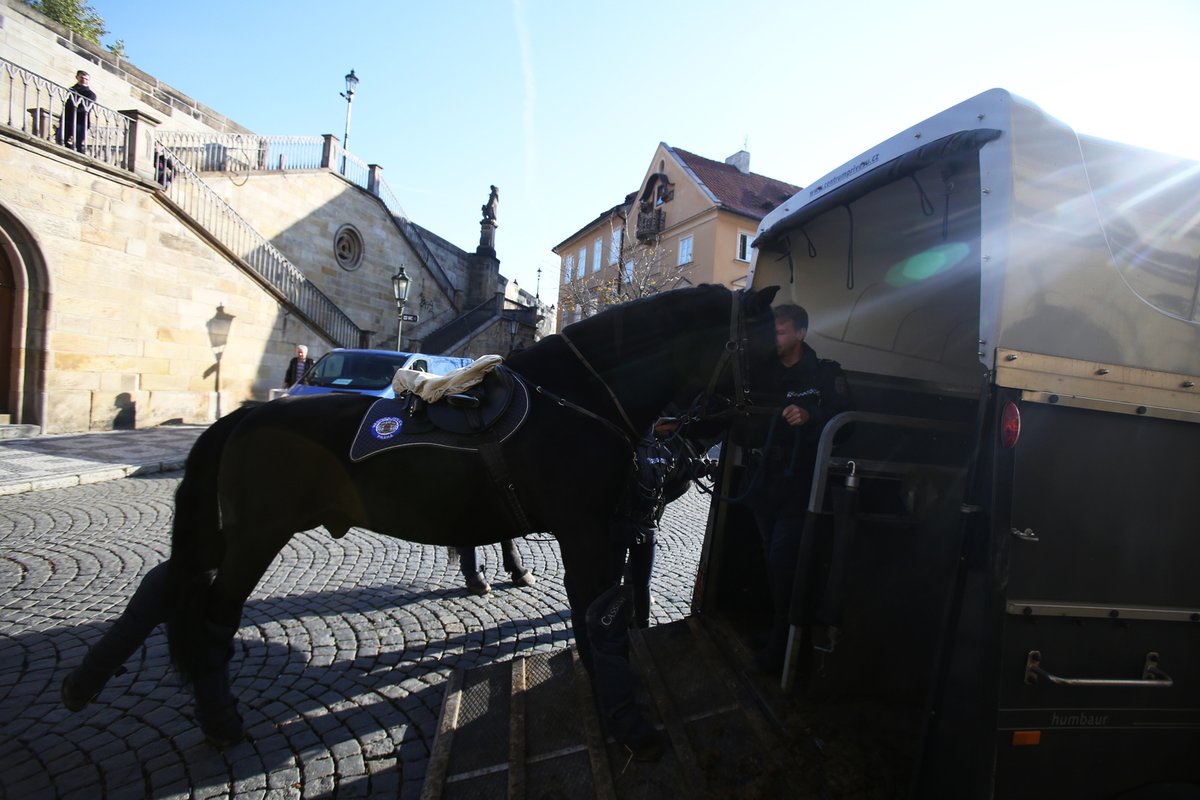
[93,0,1200,301]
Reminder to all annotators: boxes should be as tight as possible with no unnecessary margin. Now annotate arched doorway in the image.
[0,204,50,429]
[0,252,13,419]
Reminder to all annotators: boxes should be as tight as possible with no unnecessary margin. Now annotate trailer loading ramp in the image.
[420,614,910,799]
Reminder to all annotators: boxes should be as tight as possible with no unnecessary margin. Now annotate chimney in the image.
[725,150,750,175]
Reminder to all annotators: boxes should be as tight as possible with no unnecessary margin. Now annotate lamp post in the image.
[339,69,358,174]
[206,304,235,419]
[508,318,519,354]
[391,265,411,351]
[535,266,542,300]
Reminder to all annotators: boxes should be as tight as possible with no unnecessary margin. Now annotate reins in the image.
[530,381,635,444]
[556,330,641,440]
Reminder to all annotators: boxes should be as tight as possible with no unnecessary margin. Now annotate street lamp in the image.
[536,266,542,300]
[508,317,519,353]
[391,265,411,351]
[206,304,235,419]
[340,69,358,173]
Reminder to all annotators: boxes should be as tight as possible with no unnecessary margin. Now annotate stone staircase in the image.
[154,143,368,349]
[0,413,39,439]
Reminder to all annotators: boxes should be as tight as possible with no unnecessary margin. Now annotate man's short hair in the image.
[774,303,809,331]
[76,70,89,79]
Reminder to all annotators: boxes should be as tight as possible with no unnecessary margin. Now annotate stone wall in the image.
[204,171,470,353]
[0,138,320,432]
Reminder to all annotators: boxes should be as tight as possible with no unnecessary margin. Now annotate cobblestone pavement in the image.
[0,474,712,799]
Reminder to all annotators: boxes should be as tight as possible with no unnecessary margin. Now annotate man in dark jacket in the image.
[750,303,853,671]
[283,345,315,388]
[57,70,96,154]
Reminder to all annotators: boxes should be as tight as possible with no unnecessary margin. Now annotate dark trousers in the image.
[458,540,524,577]
[750,464,813,666]
[57,113,87,153]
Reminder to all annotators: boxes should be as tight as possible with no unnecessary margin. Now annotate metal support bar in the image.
[1024,650,1174,688]
[508,658,526,800]
[807,411,972,513]
[420,667,465,800]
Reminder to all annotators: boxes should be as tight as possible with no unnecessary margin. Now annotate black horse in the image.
[62,283,780,752]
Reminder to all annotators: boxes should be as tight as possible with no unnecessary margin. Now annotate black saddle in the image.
[350,366,530,461]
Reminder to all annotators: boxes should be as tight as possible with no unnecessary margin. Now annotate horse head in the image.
[532,284,780,437]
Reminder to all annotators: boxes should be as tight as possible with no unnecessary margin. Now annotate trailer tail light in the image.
[1012,730,1041,746]
[1000,401,1021,448]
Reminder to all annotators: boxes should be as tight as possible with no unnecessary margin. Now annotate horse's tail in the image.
[165,405,254,679]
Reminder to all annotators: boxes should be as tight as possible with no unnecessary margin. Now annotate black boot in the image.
[586,583,662,760]
[62,562,170,711]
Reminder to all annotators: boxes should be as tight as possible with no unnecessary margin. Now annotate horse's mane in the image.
[512,284,732,364]
[505,284,741,433]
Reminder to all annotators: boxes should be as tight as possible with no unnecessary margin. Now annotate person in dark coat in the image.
[749,303,853,672]
[57,70,96,154]
[283,345,315,388]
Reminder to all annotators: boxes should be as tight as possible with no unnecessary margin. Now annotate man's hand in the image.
[781,404,810,427]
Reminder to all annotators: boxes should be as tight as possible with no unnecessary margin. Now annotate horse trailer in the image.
[695,88,1200,797]
[421,90,1199,798]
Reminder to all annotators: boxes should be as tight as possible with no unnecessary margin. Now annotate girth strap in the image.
[478,441,533,535]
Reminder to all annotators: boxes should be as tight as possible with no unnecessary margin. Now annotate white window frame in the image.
[577,247,587,279]
[736,231,753,262]
[593,238,603,273]
[677,234,694,266]
[564,254,574,284]
[609,228,622,265]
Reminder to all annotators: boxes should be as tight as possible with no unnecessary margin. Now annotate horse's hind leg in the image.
[189,526,292,747]
[62,560,173,710]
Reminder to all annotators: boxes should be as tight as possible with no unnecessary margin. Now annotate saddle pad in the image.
[349,375,531,462]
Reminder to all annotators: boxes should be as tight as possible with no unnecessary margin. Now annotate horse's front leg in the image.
[559,527,662,759]
[189,526,291,747]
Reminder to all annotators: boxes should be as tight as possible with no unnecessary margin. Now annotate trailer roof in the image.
[750,88,1200,380]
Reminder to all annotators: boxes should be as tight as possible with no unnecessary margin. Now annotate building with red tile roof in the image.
[554,143,799,329]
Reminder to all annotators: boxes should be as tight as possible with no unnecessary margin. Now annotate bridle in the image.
[530,288,764,444]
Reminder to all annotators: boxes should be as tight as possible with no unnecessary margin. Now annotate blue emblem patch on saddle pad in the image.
[370,416,403,439]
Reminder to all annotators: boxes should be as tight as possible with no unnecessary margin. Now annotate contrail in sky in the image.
[511,0,546,258]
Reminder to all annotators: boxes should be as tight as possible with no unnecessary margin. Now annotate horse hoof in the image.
[511,569,536,588]
[465,573,491,595]
[198,703,245,748]
[61,667,102,711]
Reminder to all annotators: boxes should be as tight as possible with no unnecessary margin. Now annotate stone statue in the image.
[482,185,499,225]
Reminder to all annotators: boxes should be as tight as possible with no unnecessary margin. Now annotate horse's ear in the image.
[745,285,780,314]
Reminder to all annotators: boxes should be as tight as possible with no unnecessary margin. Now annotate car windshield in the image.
[300,352,411,390]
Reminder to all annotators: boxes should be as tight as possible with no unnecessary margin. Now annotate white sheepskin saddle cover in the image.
[392,354,505,403]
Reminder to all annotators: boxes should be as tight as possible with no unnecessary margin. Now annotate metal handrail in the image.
[153,132,326,173]
[374,177,410,222]
[329,139,370,187]
[0,56,131,171]
[156,144,365,347]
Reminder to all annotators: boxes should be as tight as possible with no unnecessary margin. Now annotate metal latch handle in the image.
[1024,650,1173,688]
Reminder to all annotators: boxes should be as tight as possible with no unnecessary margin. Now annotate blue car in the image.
[284,349,472,399]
